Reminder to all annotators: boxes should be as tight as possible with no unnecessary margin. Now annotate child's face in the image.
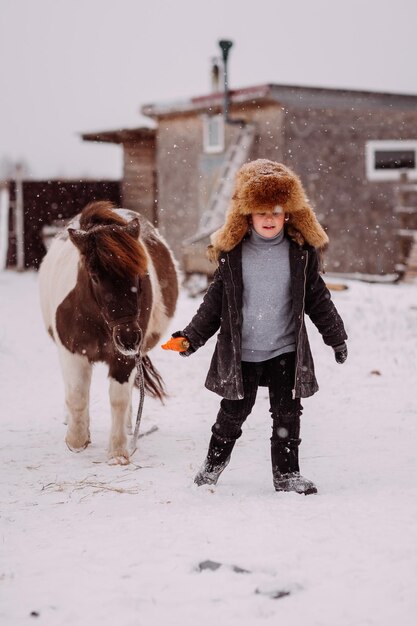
[251,208,285,238]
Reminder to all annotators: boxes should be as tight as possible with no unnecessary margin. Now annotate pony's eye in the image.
[131,285,138,293]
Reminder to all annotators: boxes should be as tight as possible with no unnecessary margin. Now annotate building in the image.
[80,83,417,278]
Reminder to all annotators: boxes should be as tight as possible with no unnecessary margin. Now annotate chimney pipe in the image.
[210,56,221,92]
[218,39,233,123]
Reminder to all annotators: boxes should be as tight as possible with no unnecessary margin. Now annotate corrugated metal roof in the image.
[141,82,417,118]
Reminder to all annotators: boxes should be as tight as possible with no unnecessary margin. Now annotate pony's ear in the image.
[125,218,140,240]
[68,228,89,255]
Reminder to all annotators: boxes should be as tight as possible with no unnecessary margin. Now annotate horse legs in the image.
[58,348,92,452]
[108,369,136,465]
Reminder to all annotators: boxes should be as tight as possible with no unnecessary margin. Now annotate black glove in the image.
[333,342,348,364]
[171,331,195,357]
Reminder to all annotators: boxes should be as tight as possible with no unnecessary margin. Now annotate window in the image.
[203,115,225,154]
[366,140,417,181]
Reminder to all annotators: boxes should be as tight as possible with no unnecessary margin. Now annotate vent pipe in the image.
[218,39,233,122]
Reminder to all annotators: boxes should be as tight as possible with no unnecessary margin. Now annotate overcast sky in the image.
[1,0,416,180]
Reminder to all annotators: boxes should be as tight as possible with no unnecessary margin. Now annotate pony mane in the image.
[80,201,147,279]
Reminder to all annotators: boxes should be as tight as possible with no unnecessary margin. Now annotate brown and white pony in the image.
[38,201,178,464]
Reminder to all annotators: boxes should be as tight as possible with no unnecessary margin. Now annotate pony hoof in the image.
[108,453,130,466]
[66,440,89,453]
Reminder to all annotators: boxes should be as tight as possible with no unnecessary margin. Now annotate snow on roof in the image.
[141,82,417,118]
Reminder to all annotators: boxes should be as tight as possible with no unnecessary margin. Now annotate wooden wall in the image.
[122,136,157,224]
[6,180,120,269]
[282,106,417,275]
[155,114,204,260]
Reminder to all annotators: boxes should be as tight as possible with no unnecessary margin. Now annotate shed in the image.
[83,83,417,279]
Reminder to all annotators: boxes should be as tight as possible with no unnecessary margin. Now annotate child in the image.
[170,159,347,495]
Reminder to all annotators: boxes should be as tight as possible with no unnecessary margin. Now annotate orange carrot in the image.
[161,336,190,352]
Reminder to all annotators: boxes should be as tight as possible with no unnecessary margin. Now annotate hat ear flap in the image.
[209,212,249,261]
[289,206,329,248]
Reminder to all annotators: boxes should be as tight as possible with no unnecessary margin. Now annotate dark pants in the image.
[211,351,303,444]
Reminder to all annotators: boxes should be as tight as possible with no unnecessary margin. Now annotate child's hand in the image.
[333,342,348,364]
[171,331,195,357]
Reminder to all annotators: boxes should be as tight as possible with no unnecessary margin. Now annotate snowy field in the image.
[1,269,417,625]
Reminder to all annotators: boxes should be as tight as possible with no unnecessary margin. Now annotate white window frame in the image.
[203,114,225,154]
[365,140,417,181]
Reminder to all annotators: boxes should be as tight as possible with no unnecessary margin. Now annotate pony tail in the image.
[136,355,167,402]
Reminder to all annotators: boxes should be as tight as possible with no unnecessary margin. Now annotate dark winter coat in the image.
[182,235,347,401]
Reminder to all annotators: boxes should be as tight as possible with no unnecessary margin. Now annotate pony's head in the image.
[68,202,148,356]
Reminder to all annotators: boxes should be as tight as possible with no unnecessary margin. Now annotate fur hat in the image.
[208,159,328,262]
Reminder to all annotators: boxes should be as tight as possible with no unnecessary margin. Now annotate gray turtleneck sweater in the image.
[241,228,296,362]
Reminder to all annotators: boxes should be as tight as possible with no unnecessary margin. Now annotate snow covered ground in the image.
[1,269,417,625]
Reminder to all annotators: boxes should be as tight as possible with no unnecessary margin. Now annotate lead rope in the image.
[130,352,145,456]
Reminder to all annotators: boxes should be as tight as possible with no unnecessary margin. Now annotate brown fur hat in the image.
[208,159,328,262]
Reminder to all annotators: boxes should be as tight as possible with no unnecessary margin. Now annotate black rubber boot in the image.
[194,435,236,486]
[271,438,317,495]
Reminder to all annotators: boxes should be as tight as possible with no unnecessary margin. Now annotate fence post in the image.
[14,163,24,271]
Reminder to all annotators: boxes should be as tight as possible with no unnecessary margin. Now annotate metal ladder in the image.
[395,180,417,282]
[184,123,256,245]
